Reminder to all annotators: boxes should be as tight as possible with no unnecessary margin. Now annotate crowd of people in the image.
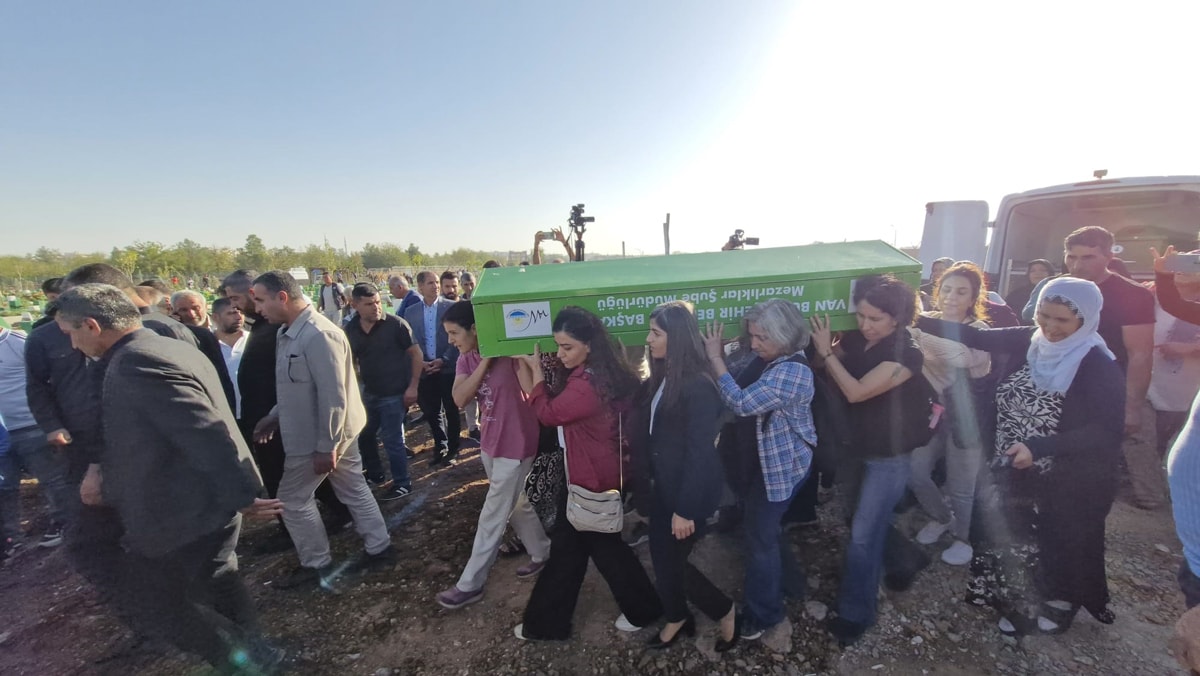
[0,223,1197,672]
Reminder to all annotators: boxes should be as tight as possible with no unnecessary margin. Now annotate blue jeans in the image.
[0,426,70,540]
[837,454,911,626]
[742,475,805,630]
[361,394,410,489]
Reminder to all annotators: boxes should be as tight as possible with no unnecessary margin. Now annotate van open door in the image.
[918,201,989,279]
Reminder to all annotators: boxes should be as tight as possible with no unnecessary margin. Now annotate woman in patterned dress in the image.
[916,276,1124,636]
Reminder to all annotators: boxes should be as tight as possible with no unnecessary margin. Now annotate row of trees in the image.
[1,236,526,289]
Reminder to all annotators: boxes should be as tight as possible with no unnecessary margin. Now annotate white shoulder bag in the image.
[563,414,625,534]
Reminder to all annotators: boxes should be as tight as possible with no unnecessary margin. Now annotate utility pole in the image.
[663,213,670,255]
[622,241,626,258]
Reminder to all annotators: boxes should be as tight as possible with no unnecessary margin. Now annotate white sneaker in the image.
[513,624,528,641]
[614,614,641,632]
[1036,616,1060,632]
[915,519,953,545]
[941,540,973,566]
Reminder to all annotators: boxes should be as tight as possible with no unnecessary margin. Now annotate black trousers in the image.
[785,469,821,523]
[238,418,350,521]
[1180,560,1200,609]
[648,510,732,624]
[417,373,460,454]
[521,514,662,639]
[121,516,263,671]
[62,453,128,614]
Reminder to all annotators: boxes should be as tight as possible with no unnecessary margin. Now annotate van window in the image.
[996,189,1200,293]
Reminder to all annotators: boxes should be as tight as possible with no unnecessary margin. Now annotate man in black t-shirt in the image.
[1062,226,1161,509]
[345,283,422,501]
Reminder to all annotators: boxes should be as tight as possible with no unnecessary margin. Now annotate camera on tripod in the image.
[569,204,595,232]
[726,229,760,250]
[567,203,595,261]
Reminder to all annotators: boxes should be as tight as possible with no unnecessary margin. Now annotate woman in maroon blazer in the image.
[513,306,662,641]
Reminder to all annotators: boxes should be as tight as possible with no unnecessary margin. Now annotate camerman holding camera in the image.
[722,229,760,251]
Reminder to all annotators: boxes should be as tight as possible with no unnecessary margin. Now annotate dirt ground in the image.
[0,426,1190,676]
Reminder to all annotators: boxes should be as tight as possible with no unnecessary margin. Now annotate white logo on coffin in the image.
[503,302,553,339]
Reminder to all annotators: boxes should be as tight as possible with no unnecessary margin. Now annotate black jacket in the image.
[24,322,104,459]
[237,313,280,426]
[632,374,725,522]
[186,324,237,412]
[916,317,1125,473]
[137,308,237,412]
[99,330,262,557]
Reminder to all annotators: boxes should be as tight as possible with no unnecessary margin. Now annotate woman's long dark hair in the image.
[647,301,714,411]
[552,306,640,404]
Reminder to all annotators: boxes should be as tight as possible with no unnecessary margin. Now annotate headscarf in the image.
[1026,276,1114,394]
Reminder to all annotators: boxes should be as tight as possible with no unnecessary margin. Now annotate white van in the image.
[921,173,1200,295]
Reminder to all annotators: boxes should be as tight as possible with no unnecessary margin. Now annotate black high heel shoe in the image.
[1036,602,1079,635]
[997,611,1035,637]
[715,615,740,653]
[646,616,695,650]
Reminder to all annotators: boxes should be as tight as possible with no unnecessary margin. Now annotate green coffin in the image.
[470,240,921,357]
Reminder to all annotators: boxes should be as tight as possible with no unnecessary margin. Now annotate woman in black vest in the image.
[811,274,929,646]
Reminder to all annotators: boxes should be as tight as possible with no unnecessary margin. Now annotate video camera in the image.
[568,203,595,261]
[569,204,595,232]
[726,229,760,250]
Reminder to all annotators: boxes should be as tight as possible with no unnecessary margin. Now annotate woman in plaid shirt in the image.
[703,299,816,643]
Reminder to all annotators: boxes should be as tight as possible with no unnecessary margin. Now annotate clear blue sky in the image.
[4,1,1199,257]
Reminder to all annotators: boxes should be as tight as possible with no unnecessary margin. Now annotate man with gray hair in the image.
[388,274,421,316]
[53,283,283,672]
[171,289,211,329]
[251,271,394,589]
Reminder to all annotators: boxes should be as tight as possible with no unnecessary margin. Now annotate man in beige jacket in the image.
[251,271,394,590]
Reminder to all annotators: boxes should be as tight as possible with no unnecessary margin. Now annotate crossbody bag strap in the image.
[559,426,570,485]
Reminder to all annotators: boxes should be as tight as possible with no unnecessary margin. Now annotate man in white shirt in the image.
[212,297,247,418]
[404,272,462,466]
[317,272,347,324]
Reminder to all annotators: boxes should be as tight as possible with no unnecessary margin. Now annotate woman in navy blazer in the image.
[634,301,734,651]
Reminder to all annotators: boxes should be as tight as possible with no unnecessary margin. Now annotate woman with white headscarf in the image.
[915,276,1124,637]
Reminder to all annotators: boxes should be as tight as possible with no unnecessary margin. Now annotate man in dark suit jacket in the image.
[404,271,462,466]
[54,283,283,673]
[27,263,243,607]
